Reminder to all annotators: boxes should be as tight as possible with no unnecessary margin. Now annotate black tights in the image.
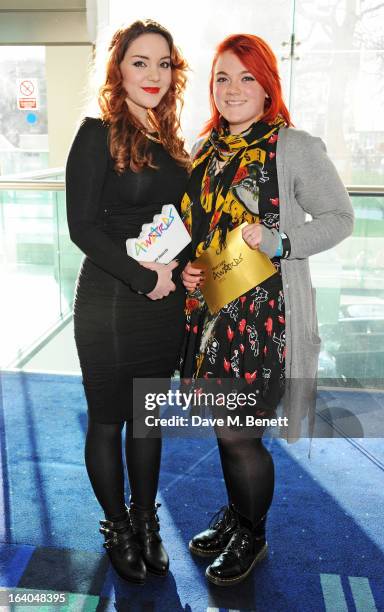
[84,418,161,520]
[216,427,274,528]
[84,419,274,527]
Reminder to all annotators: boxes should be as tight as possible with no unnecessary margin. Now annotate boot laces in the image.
[226,528,252,554]
[208,505,233,530]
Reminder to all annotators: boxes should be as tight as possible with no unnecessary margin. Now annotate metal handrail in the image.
[0,178,383,196]
[346,185,384,196]
[0,167,63,181]
[0,180,64,190]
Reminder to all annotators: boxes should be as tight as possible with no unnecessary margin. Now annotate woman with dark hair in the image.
[181,33,353,586]
[66,20,190,584]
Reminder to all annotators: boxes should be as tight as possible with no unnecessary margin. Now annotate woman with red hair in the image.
[66,20,190,584]
[181,34,353,586]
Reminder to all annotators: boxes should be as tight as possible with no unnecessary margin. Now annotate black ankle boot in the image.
[189,505,238,558]
[205,515,268,586]
[99,509,146,584]
[129,502,169,576]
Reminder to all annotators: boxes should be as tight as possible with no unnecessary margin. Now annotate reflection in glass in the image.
[293,0,384,184]
[312,195,384,385]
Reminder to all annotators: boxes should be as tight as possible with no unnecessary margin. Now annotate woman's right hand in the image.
[139,260,178,300]
[181,261,204,292]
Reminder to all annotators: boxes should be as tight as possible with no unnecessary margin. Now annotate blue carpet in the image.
[0,371,383,611]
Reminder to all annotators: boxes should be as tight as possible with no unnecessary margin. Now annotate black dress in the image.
[66,117,189,423]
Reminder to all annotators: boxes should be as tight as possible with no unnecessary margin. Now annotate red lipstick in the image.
[142,87,160,94]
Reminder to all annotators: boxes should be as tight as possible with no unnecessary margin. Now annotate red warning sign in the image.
[18,99,37,109]
[20,80,34,96]
[17,78,39,111]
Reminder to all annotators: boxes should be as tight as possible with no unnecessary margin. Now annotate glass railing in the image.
[0,170,82,367]
[0,172,383,387]
[312,187,384,387]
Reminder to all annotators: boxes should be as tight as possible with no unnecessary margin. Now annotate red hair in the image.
[202,33,292,134]
[98,20,190,173]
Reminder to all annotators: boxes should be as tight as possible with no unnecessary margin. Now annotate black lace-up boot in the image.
[99,508,146,584]
[129,502,169,576]
[189,505,239,558]
[205,515,268,586]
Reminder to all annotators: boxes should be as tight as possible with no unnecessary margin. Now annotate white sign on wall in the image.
[17,78,39,110]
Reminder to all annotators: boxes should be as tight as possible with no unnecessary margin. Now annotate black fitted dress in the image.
[66,117,189,423]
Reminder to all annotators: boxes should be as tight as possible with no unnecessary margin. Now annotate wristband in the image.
[274,233,283,257]
[280,232,291,258]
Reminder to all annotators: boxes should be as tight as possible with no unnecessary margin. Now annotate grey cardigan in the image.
[259,127,354,379]
[260,128,354,439]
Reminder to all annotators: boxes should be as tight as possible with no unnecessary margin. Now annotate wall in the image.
[46,45,93,166]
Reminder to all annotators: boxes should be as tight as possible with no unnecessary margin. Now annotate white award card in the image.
[126,204,191,264]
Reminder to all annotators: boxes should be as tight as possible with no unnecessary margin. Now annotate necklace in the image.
[140,129,162,144]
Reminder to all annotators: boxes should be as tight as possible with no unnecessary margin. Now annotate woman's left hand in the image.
[242,223,262,250]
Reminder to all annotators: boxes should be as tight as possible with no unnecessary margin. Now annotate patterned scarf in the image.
[181,115,286,259]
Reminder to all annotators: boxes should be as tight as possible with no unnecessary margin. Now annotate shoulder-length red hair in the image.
[98,20,190,173]
[202,33,292,135]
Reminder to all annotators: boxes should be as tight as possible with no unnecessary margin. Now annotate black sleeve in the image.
[65,117,158,294]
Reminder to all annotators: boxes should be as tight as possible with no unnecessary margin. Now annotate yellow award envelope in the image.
[191,223,277,314]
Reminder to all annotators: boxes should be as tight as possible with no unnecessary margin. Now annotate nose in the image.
[226,80,241,95]
[148,65,160,82]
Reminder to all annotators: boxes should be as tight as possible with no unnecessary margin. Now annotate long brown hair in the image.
[202,34,292,135]
[98,20,190,173]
